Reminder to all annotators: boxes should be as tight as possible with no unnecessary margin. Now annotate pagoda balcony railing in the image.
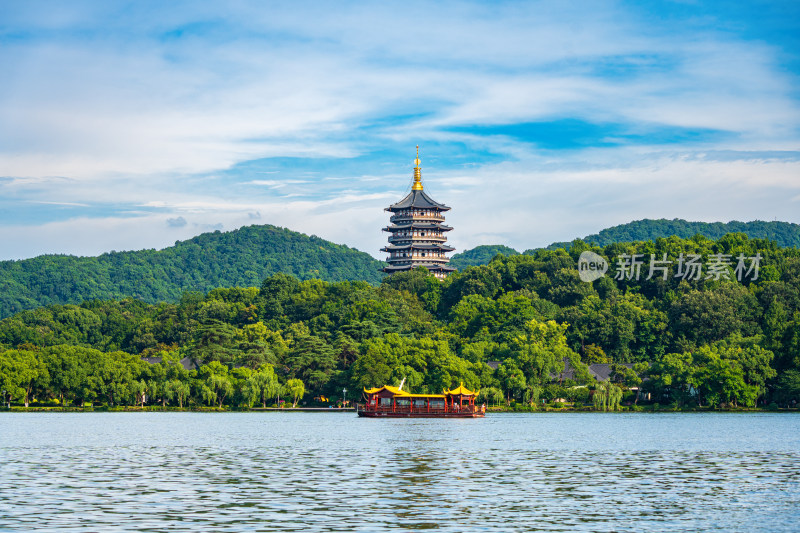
[388,256,450,263]
[388,235,447,243]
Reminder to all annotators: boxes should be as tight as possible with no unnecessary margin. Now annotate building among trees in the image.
[381,147,456,279]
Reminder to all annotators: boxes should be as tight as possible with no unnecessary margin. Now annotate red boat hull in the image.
[358,411,484,418]
[357,407,484,418]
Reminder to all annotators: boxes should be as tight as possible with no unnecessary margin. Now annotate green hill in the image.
[544,219,800,250]
[448,245,520,270]
[0,225,385,319]
[4,218,799,320]
[2,233,799,409]
[451,219,800,269]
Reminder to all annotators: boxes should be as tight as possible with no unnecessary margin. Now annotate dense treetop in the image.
[2,232,800,410]
[0,224,385,319]
[545,218,800,250]
[448,219,800,268]
[448,245,519,270]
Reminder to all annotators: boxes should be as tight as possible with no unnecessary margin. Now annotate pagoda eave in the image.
[381,244,455,252]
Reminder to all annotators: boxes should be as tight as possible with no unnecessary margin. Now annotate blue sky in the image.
[1,0,799,260]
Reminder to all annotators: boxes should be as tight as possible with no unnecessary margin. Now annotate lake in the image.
[1,412,798,532]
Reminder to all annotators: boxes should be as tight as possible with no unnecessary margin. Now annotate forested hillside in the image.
[4,219,796,320]
[448,245,519,270]
[2,233,799,410]
[452,219,800,269]
[0,225,385,319]
[547,219,800,250]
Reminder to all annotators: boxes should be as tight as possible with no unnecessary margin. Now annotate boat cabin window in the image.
[430,399,445,408]
[379,397,392,406]
[396,398,410,407]
[413,399,427,407]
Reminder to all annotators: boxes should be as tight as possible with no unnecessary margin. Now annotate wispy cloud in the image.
[0,1,798,260]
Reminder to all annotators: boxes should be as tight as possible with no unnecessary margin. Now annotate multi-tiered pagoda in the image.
[381,147,455,279]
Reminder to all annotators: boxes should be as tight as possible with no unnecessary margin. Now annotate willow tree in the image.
[167,379,191,408]
[285,378,306,408]
[593,381,622,411]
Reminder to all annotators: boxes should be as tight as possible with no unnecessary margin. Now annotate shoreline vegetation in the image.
[2,404,797,413]
[2,233,800,413]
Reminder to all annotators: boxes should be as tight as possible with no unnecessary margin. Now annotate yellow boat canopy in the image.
[444,383,479,396]
[364,385,408,396]
[363,386,446,398]
[364,384,477,397]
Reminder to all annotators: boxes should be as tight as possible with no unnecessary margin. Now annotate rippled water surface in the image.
[1,412,799,532]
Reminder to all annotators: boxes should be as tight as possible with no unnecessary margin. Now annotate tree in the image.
[496,361,526,404]
[380,266,442,314]
[0,349,47,407]
[714,335,775,406]
[200,384,217,406]
[169,380,191,408]
[527,385,542,407]
[284,335,337,394]
[693,346,752,408]
[611,364,643,390]
[198,361,234,408]
[509,319,577,386]
[240,376,260,408]
[96,351,143,407]
[190,321,242,364]
[333,333,359,368]
[259,272,301,321]
[645,352,696,407]
[669,285,760,350]
[774,370,800,406]
[132,380,147,408]
[208,375,233,408]
[477,386,504,407]
[247,365,280,408]
[593,381,622,411]
[285,378,306,407]
[583,344,609,364]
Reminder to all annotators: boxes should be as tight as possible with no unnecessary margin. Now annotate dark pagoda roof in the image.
[384,222,453,232]
[386,189,450,212]
[381,244,455,252]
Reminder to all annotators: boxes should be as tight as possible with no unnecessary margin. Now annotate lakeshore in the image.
[2,404,797,413]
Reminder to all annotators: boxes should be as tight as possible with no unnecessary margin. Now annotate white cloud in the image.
[0,1,798,261]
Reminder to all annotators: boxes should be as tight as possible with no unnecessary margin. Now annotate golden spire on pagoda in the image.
[412,145,423,191]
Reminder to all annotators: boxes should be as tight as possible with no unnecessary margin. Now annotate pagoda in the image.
[381,147,455,279]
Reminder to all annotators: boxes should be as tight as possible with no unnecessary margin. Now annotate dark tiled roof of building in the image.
[141,356,201,371]
[383,263,456,272]
[587,363,633,381]
[550,358,635,382]
[180,357,201,371]
[384,223,453,231]
[381,244,455,252]
[386,190,450,211]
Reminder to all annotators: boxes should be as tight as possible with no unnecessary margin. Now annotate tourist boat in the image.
[357,383,485,418]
